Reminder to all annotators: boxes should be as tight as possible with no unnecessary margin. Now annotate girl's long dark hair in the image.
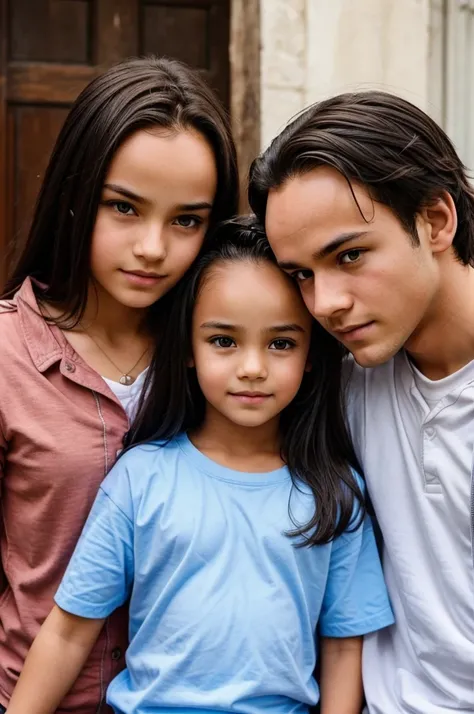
[2,56,239,323]
[126,217,364,546]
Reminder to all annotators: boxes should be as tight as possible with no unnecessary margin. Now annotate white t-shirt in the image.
[102,369,147,420]
[345,352,474,714]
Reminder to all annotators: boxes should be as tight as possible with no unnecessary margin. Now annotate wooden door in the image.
[0,0,230,287]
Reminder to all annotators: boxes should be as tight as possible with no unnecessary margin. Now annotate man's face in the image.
[265,167,441,367]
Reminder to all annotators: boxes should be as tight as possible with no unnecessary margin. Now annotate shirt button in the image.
[425,427,435,439]
[111,647,122,661]
[64,361,76,373]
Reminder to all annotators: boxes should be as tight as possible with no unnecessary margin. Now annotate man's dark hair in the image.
[248,90,474,265]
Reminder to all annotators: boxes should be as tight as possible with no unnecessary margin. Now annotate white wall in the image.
[260,0,432,148]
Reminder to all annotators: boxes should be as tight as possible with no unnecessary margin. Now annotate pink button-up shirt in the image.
[0,278,131,712]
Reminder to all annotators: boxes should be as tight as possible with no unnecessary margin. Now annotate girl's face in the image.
[90,127,217,312]
[191,260,313,430]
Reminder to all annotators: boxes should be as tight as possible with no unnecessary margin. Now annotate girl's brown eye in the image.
[174,216,202,229]
[105,200,136,216]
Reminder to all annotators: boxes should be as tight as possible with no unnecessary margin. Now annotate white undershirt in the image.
[102,368,148,420]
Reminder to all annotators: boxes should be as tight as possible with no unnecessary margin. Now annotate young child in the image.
[0,56,238,713]
[8,220,393,714]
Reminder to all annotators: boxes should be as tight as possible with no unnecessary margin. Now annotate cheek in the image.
[169,233,207,273]
[299,282,314,313]
[273,354,308,395]
[90,215,122,270]
[193,348,230,391]
[371,253,434,310]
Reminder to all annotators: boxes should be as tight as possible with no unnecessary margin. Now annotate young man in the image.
[248,92,474,714]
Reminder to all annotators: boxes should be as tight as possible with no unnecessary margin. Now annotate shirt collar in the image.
[13,277,69,373]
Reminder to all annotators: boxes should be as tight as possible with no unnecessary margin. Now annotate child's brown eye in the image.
[270,339,293,351]
[212,336,235,348]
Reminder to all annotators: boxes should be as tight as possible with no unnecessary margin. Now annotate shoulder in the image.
[343,352,405,412]
[0,299,20,338]
[0,299,29,371]
[102,438,184,501]
[0,299,18,315]
[107,440,171,475]
[343,352,403,390]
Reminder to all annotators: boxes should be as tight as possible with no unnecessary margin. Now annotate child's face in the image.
[191,260,313,430]
[90,127,217,312]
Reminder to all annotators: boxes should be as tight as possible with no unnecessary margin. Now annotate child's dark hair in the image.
[126,217,364,546]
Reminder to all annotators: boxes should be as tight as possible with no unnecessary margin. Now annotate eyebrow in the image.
[199,321,306,333]
[177,202,213,211]
[104,184,212,212]
[278,231,369,270]
[103,183,146,204]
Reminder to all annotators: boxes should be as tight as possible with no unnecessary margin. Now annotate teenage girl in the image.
[8,219,393,714]
[0,56,238,713]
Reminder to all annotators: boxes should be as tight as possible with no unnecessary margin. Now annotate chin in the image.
[229,414,274,428]
[349,343,400,368]
[115,293,165,310]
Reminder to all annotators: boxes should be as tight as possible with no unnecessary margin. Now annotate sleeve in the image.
[55,463,135,620]
[319,514,394,638]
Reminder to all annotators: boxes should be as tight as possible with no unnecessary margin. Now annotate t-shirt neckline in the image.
[176,433,290,486]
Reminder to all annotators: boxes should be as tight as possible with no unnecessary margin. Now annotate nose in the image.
[133,222,167,263]
[236,348,268,381]
[305,274,353,321]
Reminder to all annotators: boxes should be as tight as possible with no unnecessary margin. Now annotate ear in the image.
[304,359,312,373]
[418,190,457,255]
[187,356,195,368]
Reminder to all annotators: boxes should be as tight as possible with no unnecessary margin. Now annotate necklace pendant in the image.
[119,374,134,386]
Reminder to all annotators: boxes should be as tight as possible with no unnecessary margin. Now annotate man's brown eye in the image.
[341,250,362,264]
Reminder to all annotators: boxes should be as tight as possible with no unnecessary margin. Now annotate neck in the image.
[405,256,474,379]
[190,406,282,469]
[79,282,147,343]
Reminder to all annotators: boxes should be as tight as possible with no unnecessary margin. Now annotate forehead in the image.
[265,167,375,260]
[106,127,217,201]
[194,260,311,326]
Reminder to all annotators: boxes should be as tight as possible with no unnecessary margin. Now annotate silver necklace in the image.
[81,326,149,385]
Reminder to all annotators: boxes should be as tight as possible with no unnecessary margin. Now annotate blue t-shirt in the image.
[55,434,393,714]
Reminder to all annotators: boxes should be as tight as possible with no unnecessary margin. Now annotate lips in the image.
[122,270,165,278]
[332,321,374,342]
[120,269,168,287]
[231,391,269,397]
[230,391,272,404]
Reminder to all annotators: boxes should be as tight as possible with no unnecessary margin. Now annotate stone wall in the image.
[260,0,432,148]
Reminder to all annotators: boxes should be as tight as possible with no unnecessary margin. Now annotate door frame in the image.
[230,0,261,211]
